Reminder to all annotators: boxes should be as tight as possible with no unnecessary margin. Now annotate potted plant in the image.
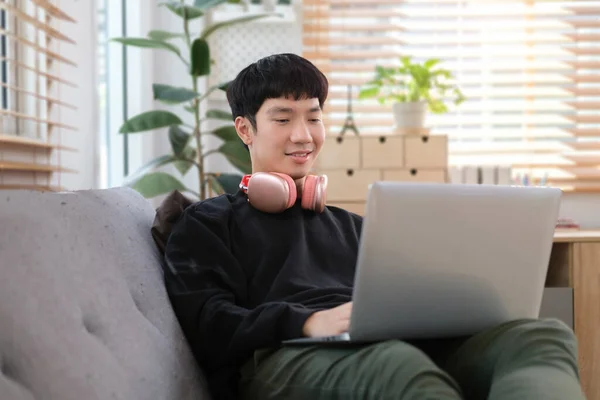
[358,56,466,130]
[111,0,279,200]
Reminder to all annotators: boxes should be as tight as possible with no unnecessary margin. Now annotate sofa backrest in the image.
[0,187,211,400]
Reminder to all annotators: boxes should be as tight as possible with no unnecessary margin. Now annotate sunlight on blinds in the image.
[0,0,77,191]
[302,0,600,192]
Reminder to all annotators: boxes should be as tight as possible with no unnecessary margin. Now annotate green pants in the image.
[239,318,585,399]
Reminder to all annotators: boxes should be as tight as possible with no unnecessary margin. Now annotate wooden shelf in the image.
[0,134,77,152]
[0,161,77,173]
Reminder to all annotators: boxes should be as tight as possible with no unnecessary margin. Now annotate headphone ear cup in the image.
[247,172,297,213]
[301,175,328,212]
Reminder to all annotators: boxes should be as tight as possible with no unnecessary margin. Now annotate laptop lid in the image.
[349,182,562,342]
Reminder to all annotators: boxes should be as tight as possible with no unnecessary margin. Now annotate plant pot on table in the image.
[392,101,427,129]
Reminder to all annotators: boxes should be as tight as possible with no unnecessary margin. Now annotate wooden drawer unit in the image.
[404,135,448,168]
[361,135,404,169]
[316,135,361,170]
[322,168,381,202]
[382,168,447,183]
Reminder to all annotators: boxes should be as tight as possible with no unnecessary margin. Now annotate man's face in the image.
[236,96,325,180]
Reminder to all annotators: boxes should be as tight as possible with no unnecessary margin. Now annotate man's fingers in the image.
[338,319,350,333]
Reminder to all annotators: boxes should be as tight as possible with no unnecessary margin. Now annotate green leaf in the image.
[153,83,199,104]
[111,37,181,58]
[129,172,189,198]
[217,173,244,194]
[184,105,196,114]
[358,86,379,99]
[174,146,197,175]
[218,140,252,174]
[190,38,210,76]
[400,55,412,68]
[208,173,243,195]
[201,13,280,40]
[194,0,229,9]
[206,109,233,121]
[119,110,183,133]
[124,154,177,185]
[211,125,238,142]
[168,125,192,155]
[424,58,441,70]
[148,30,185,41]
[159,2,205,19]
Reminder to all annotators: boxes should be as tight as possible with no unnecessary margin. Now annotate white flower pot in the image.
[392,101,427,129]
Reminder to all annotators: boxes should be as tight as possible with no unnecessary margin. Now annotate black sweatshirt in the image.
[163,189,363,399]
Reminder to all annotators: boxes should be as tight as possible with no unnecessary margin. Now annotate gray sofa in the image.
[0,186,574,400]
[0,187,211,400]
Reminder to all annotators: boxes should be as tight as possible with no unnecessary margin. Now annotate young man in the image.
[163,53,584,400]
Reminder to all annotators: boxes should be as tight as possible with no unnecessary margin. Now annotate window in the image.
[96,0,147,189]
[0,0,77,190]
[302,0,600,192]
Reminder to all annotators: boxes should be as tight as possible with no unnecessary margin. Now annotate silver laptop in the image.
[283,181,562,345]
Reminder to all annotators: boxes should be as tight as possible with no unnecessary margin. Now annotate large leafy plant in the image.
[112,0,276,200]
[359,56,466,114]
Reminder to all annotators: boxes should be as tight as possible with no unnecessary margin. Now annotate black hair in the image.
[226,53,329,133]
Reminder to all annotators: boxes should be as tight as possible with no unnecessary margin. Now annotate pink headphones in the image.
[239,172,328,213]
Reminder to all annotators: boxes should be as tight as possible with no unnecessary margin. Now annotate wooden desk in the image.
[550,230,600,399]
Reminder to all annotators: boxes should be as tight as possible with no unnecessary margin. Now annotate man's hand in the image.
[302,302,352,337]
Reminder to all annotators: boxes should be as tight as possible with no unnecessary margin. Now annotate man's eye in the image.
[310,119,321,123]
[275,119,289,123]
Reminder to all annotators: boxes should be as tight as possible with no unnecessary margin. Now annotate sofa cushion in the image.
[0,187,211,400]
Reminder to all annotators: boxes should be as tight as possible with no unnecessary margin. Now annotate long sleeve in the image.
[163,200,315,377]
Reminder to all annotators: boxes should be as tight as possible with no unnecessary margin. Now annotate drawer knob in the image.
[410,168,418,176]
[379,136,387,144]
[347,169,354,177]
[421,136,429,143]
[336,136,343,144]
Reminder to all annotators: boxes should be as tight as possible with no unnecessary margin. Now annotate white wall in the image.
[54,0,99,191]
[559,193,600,229]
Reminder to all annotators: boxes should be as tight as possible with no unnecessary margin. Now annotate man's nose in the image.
[290,121,312,143]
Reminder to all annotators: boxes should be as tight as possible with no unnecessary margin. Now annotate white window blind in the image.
[0,0,77,191]
[302,0,600,192]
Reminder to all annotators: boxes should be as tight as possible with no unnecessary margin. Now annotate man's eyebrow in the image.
[308,106,322,113]
[267,107,293,115]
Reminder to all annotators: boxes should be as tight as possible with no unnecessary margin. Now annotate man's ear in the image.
[235,116,253,146]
